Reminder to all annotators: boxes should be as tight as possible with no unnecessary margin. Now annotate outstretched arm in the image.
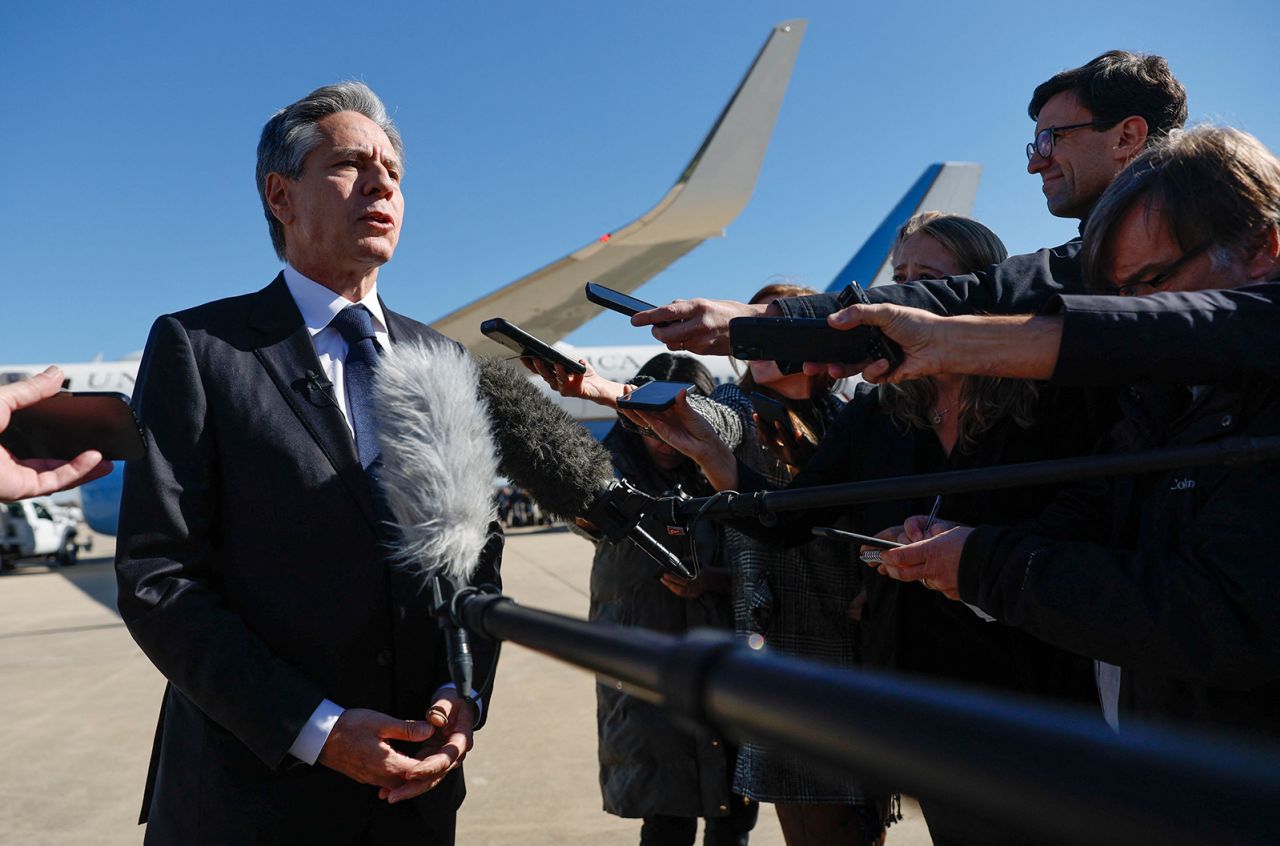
[811,305,1063,384]
[631,298,777,355]
[0,366,113,502]
[521,357,630,409]
[630,391,741,490]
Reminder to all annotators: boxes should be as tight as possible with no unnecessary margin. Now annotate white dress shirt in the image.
[282,264,390,438]
[280,265,474,765]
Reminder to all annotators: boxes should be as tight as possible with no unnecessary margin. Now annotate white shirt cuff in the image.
[288,698,345,765]
[434,683,484,722]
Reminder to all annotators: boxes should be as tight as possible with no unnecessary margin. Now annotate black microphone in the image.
[300,369,340,410]
[474,357,692,578]
[373,341,501,699]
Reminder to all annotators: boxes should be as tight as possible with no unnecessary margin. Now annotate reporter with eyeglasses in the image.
[632,51,1188,368]
[870,126,1280,742]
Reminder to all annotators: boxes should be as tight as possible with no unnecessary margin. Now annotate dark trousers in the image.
[640,796,758,846]
[775,801,889,846]
[357,792,456,846]
[920,797,1036,846]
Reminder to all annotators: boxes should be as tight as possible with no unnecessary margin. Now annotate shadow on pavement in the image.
[56,555,122,618]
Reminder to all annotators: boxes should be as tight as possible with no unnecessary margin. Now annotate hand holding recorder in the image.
[631,297,775,355]
[522,356,630,408]
[805,303,1062,384]
[625,390,740,492]
[481,317,587,375]
[750,391,818,471]
[0,367,116,502]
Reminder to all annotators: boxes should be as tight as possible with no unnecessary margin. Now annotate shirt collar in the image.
[282,264,388,338]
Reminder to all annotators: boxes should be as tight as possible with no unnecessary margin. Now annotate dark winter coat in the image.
[962,375,1280,737]
[588,425,736,819]
[732,382,1104,704]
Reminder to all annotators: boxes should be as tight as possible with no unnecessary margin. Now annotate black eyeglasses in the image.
[1026,120,1116,162]
[1111,242,1213,297]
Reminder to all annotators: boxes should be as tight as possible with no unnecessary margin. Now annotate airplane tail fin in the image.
[825,162,982,292]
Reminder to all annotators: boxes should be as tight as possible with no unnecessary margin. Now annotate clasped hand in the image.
[317,690,475,804]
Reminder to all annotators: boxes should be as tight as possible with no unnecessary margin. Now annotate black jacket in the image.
[588,424,735,819]
[116,275,502,844]
[961,375,1280,737]
[1048,280,1280,385]
[775,239,1085,320]
[731,383,1100,703]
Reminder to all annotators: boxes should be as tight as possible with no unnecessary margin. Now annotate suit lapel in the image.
[250,275,380,532]
[382,301,425,348]
[381,295,463,352]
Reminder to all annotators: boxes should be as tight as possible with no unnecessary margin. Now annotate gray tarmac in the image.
[0,526,930,845]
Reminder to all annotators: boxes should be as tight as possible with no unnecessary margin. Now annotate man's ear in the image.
[264,172,293,226]
[1245,223,1280,281]
[1115,116,1150,165]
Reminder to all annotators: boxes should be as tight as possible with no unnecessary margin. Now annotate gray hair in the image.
[256,82,405,260]
[1082,125,1280,291]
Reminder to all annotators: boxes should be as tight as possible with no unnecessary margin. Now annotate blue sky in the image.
[4,0,1278,362]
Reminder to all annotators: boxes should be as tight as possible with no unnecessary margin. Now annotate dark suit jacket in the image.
[116,274,502,845]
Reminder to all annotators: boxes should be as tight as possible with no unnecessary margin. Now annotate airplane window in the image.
[34,504,52,520]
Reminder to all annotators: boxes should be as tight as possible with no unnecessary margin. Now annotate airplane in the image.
[4,157,978,536]
[0,20,981,536]
[434,20,808,358]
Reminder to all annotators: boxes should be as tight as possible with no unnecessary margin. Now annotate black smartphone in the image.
[616,380,695,412]
[749,391,796,440]
[480,318,588,375]
[729,317,903,368]
[0,391,144,461]
[811,526,904,550]
[584,281,657,317]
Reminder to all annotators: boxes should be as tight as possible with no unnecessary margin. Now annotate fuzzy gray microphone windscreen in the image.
[373,342,499,583]
[475,357,616,518]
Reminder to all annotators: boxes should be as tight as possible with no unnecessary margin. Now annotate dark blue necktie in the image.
[329,304,381,469]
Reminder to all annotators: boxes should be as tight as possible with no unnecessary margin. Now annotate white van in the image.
[1,498,84,571]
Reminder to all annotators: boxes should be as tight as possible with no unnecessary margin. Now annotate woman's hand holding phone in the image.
[752,411,816,472]
[521,357,629,409]
[629,392,740,491]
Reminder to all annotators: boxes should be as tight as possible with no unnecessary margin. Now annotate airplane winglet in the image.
[432,20,807,353]
[605,18,807,248]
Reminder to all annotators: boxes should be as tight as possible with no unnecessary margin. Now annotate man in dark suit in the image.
[116,82,501,845]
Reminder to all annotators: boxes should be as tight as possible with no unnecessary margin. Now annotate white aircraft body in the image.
[1,19,982,535]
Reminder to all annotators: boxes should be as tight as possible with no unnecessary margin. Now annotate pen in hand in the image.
[923,495,942,536]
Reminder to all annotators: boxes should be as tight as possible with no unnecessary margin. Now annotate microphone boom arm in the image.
[582,479,695,580]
